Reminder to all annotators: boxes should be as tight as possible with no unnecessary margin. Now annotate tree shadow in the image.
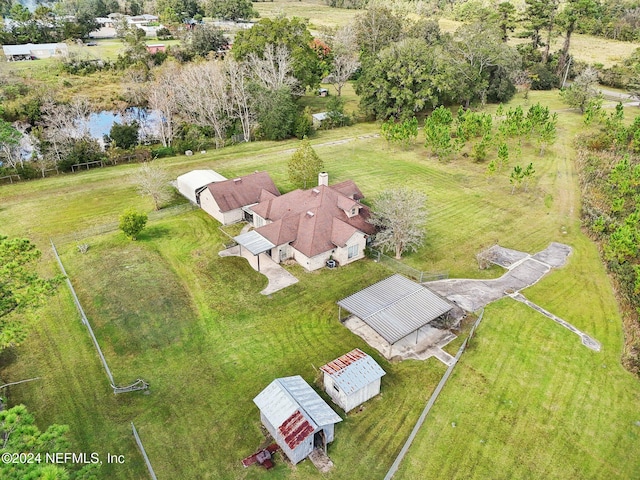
[139,225,170,240]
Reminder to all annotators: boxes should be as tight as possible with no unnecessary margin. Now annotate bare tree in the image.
[247,44,296,91]
[369,188,428,259]
[147,63,180,147]
[38,97,92,168]
[134,162,172,210]
[225,59,254,143]
[176,61,230,148]
[326,23,360,96]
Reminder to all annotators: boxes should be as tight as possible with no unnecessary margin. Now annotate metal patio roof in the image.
[233,230,275,255]
[337,274,453,344]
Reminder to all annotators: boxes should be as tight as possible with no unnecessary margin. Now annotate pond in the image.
[85,108,163,144]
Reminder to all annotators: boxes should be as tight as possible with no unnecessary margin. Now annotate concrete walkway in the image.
[219,245,299,296]
[426,242,601,352]
[510,293,602,352]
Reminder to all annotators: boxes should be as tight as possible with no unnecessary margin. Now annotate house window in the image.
[333,383,340,393]
[255,216,264,227]
[351,207,357,216]
[348,244,358,259]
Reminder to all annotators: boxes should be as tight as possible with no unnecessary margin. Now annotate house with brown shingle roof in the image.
[199,171,280,225]
[249,173,376,271]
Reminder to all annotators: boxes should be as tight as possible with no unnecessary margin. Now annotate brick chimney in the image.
[318,171,328,187]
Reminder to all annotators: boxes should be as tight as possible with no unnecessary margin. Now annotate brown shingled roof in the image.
[205,171,280,213]
[253,182,376,258]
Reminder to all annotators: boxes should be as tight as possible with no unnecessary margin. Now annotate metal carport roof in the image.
[337,274,453,344]
[234,230,275,255]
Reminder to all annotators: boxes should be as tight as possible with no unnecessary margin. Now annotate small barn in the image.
[199,171,280,225]
[320,349,385,413]
[176,169,227,204]
[253,376,342,465]
[312,112,328,128]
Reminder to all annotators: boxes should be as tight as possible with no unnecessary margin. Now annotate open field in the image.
[1,89,640,478]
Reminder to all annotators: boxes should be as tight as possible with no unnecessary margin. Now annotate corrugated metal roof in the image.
[234,230,275,255]
[278,410,315,449]
[321,349,385,395]
[278,376,342,427]
[337,274,453,344]
[254,376,341,448]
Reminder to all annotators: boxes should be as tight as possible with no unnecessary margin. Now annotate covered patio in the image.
[337,274,455,361]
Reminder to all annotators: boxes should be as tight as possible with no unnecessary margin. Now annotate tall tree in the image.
[446,23,520,107]
[288,138,324,189]
[135,162,172,210]
[0,236,62,352]
[356,38,439,120]
[176,61,230,148]
[0,120,22,170]
[147,64,180,148]
[225,59,254,143]
[326,23,360,96]
[247,44,296,91]
[556,0,600,77]
[497,1,517,42]
[188,23,228,57]
[354,5,403,58]
[369,188,428,259]
[205,0,257,21]
[232,17,323,91]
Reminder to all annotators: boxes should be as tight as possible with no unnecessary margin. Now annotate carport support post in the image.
[338,306,342,322]
[256,253,260,272]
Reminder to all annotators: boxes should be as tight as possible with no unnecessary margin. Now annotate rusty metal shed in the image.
[337,274,454,345]
[320,349,385,412]
[253,376,342,465]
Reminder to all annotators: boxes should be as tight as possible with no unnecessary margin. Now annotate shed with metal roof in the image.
[338,274,454,347]
[253,375,342,465]
[176,169,227,204]
[320,349,385,413]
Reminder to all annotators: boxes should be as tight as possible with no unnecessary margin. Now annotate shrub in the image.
[119,209,147,240]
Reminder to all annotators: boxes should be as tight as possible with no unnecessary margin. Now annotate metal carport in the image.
[233,230,275,272]
[337,274,453,345]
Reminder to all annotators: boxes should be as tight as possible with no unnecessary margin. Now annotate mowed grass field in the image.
[0,90,639,479]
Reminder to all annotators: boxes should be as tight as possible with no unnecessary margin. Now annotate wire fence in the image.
[383,308,485,480]
[51,239,149,394]
[55,203,197,246]
[132,423,158,480]
[51,239,116,387]
[367,248,448,283]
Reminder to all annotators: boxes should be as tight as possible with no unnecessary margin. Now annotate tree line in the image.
[576,104,640,375]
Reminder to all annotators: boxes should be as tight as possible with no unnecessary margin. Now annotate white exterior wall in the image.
[293,249,332,272]
[260,412,308,464]
[323,372,381,413]
[199,189,242,225]
[332,232,367,267]
[271,244,292,264]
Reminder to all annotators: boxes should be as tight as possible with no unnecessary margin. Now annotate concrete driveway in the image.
[219,245,299,295]
[426,242,572,312]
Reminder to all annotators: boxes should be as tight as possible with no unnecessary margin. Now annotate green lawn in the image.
[1,90,639,479]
